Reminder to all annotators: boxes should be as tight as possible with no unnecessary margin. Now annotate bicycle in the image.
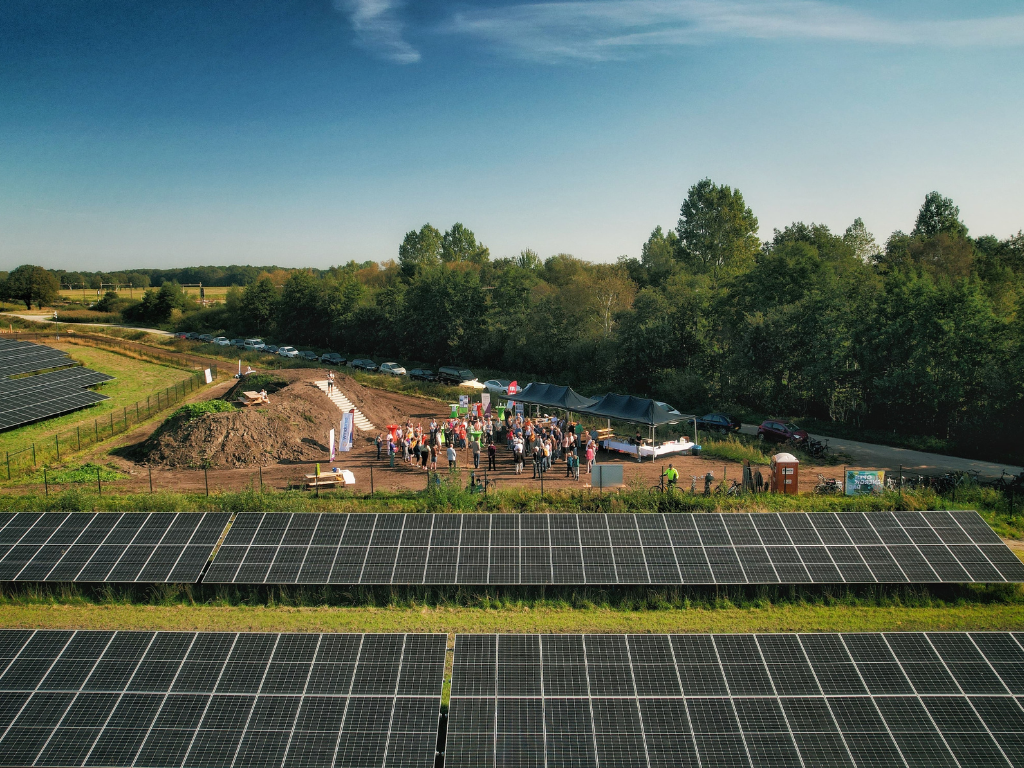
[715,479,742,496]
[814,474,841,495]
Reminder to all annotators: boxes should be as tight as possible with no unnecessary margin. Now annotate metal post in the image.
[149,465,153,493]
[540,464,544,498]
[147,395,150,414]
[55,434,60,463]
[370,466,374,496]
[44,467,48,497]
[204,467,209,496]
[32,444,35,465]
[899,465,903,506]
[259,465,263,491]
[94,419,98,441]
[109,412,113,436]
[5,452,9,481]
[136,402,139,421]
[123,407,127,428]
[95,465,102,495]
[77,426,81,451]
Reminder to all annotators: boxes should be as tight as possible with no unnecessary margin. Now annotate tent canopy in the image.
[511,382,597,411]
[579,392,693,427]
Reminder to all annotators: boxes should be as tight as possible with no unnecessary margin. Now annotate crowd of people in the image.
[373,408,603,481]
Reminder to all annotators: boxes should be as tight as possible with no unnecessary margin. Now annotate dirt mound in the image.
[130,368,449,468]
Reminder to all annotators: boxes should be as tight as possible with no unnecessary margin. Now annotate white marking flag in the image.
[329,428,336,461]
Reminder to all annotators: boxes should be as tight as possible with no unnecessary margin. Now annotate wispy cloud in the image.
[335,0,420,63]
[446,0,1024,62]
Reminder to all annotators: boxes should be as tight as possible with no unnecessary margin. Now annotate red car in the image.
[757,420,808,443]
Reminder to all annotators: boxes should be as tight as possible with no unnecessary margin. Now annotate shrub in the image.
[168,400,236,424]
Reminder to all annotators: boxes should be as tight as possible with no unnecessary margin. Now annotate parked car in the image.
[379,362,406,376]
[437,366,476,385]
[278,346,299,358]
[483,379,512,396]
[213,336,230,346]
[656,401,683,417]
[230,338,245,348]
[321,353,346,366]
[349,358,378,372]
[757,420,808,443]
[299,350,319,361]
[697,412,741,433]
[199,334,214,342]
[243,338,265,351]
[264,345,279,354]
[185,332,201,340]
[408,368,435,381]
[174,332,188,339]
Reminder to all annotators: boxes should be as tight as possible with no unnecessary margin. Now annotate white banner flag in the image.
[481,392,491,418]
[329,428,335,462]
[339,412,354,452]
[204,368,213,384]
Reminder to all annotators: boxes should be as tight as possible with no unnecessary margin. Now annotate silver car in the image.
[379,362,407,376]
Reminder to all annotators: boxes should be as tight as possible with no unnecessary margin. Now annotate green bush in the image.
[236,373,287,393]
[169,400,236,423]
[31,463,125,485]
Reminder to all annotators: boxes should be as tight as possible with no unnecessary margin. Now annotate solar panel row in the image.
[0,366,113,396]
[0,342,75,377]
[447,632,1024,768]
[0,389,109,430]
[0,512,229,583]
[0,630,446,768]
[204,511,1024,585]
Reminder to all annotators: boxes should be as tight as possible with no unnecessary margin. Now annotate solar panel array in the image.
[447,632,1024,768]
[0,630,446,768]
[0,344,114,429]
[0,339,75,377]
[203,511,1024,585]
[0,512,230,583]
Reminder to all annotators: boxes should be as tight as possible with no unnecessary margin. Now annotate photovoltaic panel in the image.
[0,389,109,430]
[0,512,229,583]
[0,630,446,768]
[0,343,75,377]
[0,366,113,396]
[447,632,1024,768]
[204,511,1024,586]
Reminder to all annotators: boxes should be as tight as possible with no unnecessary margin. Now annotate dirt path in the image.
[740,424,1021,479]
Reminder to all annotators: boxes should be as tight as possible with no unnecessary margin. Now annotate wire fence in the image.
[4,366,218,481]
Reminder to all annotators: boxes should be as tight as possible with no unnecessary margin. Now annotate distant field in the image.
[0,343,191,457]
[59,285,234,302]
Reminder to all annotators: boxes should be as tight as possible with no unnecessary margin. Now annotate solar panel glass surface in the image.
[447,632,1024,768]
[204,511,1024,586]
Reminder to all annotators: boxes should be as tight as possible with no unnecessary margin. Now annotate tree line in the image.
[4,182,1022,460]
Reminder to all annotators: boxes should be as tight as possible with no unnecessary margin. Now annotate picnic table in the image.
[238,390,268,407]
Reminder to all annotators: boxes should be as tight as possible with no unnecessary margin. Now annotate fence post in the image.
[44,467,48,497]
[109,412,113,436]
[55,434,60,463]
[95,419,98,441]
[32,444,35,466]
[149,465,153,493]
[77,426,81,451]
[136,402,139,422]
[5,452,9,481]
[370,465,374,496]
[97,466,101,496]
[123,407,127,430]
[205,467,209,497]
[259,465,263,491]
[147,395,150,414]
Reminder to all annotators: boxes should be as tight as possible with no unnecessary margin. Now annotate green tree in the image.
[913,191,968,239]
[676,179,759,282]
[2,265,60,309]
[442,223,489,264]
[843,217,879,262]
[238,277,279,335]
[639,226,679,286]
[398,224,443,279]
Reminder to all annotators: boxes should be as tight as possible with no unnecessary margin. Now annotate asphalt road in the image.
[740,425,1022,479]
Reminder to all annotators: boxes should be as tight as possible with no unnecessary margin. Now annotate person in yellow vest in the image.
[663,464,679,490]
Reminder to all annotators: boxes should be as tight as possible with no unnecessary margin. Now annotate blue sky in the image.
[1,0,1022,270]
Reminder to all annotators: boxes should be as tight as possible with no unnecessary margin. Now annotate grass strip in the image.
[3,603,1023,634]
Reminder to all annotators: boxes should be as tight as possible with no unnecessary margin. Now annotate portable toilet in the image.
[771,452,799,494]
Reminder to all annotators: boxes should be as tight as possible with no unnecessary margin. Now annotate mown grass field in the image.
[0,343,193,458]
